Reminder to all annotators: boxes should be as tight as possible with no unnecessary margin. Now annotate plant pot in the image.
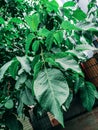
[81,56,98,87]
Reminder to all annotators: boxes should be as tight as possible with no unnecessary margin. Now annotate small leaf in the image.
[9,60,19,79]
[45,31,54,50]
[21,87,35,106]
[54,31,63,45]
[38,28,50,37]
[5,99,14,109]
[0,17,4,24]
[61,21,80,30]
[10,18,23,24]
[25,13,40,32]
[16,56,31,74]
[0,60,13,81]
[73,8,87,21]
[64,92,73,109]
[45,58,59,67]
[46,0,59,12]
[15,74,27,90]
[25,33,35,54]
[63,1,76,7]
[34,61,43,79]
[32,40,40,52]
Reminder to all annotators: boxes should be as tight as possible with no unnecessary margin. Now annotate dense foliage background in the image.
[0,0,98,129]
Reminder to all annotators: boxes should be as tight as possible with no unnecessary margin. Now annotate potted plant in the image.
[0,0,98,129]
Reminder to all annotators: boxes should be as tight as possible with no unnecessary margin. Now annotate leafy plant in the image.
[0,0,98,129]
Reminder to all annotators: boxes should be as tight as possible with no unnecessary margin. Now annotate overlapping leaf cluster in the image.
[0,0,98,129]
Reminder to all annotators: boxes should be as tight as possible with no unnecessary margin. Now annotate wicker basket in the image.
[81,56,98,87]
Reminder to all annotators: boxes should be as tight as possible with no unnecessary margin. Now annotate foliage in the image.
[0,0,98,129]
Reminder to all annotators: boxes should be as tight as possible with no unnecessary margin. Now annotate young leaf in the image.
[54,31,63,45]
[5,99,14,109]
[46,0,59,12]
[0,17,4,24]
[9,60,19,79]
[0,60,13,81]
[61,21,80,30]
[33,61,43,79]
[34,68,69,126]
[25,33,35,54]
[25,13,40,32]
[45,31,54,50]
[63,1,76,7]
[15,74,27,90]
[32,40,40,52]
[16,56,31,74]
[38,28,50,37]
[21,87,35,106]
[73,8,87,21]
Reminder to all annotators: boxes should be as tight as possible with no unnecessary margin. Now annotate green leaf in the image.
[54,31,63,45]
[77,22,98,31]
[25,79,32,89]
[56,56,83,76]
[10,18,23,24]
[32,40,40,52]
[73,8,87,21]
[34,61,43,79]
[45,57,59,67]
[15,74,27,90]
[34,68,69,126]
[25,13,40,32]
[46,0,59,12]
[80,82,96,111]
[16,56,31,74]
[0,17,4,24]
[63,1,76,7]
[25,33,35,54]
[38,28,50,37]
[0,60,13,81]
[21,87,35,106]
[74,75,85,93]
[5,99,14,109]
[75,44,97,51]
[63,92,73,110]
[9,60,19,79]
[45,31,54,50]
[61,21,80,30]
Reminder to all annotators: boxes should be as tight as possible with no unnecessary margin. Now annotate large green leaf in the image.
[32,40,40,52]
[34,68,69,126]
[80,82,96,111]
[16,56,31,74]
[25,13,40,32]
[0,60,13,81]
[56,56,83,76]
